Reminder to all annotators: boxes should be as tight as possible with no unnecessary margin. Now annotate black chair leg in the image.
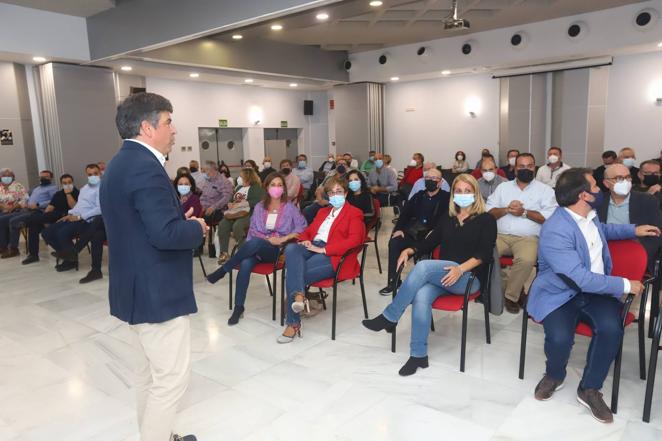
[266,275,273,296]
[483,300,491,344]
[643,314,661,422]
[519,310,529,380]
[270,272,277,321]
[374,241,382,274]
[331,283,338,340]
[460,302,469,372]
[430,321,435,332]
[360,274,368,319]
[650,277,661,338]
[319,288,327,310]
[611,344,623,414]
[198,254,207,277]
[639,285,649,380]
[228,269,233,310]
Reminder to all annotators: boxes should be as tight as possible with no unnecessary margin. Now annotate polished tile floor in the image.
[1,211,661,440]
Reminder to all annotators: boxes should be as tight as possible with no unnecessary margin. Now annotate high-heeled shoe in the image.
[227,305,244,326]
[276,324,302,344]
[362,314,397,333]
[398,356,429,376]
[291,292,310,314]
[206,266,227,284]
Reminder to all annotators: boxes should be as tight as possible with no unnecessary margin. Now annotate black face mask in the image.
[424,179,438,192]
[40,178,51,186]
[516,169,534,183]
[336,165,347,175]
[643,175,660,187]
[281,168,291,175]
[189,167,198,173]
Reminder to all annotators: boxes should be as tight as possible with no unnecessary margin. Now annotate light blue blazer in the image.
[527,207,635,322]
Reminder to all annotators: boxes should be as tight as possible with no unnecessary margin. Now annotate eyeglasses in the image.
[607,175,632,183]
[328,189,345,196]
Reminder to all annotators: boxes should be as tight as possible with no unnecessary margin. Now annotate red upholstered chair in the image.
[364,197,383,274]
[518,240,652,414]
[390,246,494,372]
[280,244,369,340]
[500,256,514,267]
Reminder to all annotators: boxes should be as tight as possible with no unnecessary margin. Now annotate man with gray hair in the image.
[200,160,233,224]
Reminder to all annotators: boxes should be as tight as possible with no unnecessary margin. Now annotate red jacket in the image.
[299,203,366,280]
[400,166,423,188]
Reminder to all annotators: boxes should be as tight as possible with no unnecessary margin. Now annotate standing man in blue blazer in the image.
[527,168,659,424]
[101,93,207,441]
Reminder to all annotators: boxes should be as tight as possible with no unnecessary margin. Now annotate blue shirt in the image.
[607,194,630,225]
[408,176,450,200]
[69,183,101,221]
[28,184,57,209]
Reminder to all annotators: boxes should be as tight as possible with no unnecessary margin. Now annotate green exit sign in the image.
[280,121,288,128]
[218,119,228,128]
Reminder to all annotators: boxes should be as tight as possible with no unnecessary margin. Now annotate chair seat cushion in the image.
[233,261,283,274]
[500,256,514,267]
[431,292,481,312]
[575,312,635,337]
[311,270,360,288]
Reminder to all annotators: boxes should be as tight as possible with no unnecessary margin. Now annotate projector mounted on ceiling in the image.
[444,0,470,31]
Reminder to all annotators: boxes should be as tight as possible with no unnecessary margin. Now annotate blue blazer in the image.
[100,140,203,324]
[527,207,635,322]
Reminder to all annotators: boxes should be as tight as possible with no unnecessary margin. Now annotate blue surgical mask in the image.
[369,156,375,161]
[88,175,100,186]
[453,193,475,208]
[1,176,13,185]
[374,159,384,169]
[329,194,346,209]
[622,158,636,168]
[177,185,191,196]
[348,180,361,192]
[298,161,306,169]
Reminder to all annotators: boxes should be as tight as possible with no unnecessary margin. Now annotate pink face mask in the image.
[268,186,284,199]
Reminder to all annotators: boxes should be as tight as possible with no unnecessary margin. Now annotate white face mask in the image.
[508,157,516,167]
[613,180,632,196]
[236,176,244,187]
[482,171,496,182]
[548,155,560,164]
[409,159,417,167]
[622,158,636,168]
[263,162,271,169]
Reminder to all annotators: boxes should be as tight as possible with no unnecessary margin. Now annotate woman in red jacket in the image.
[399,152,425,195]
[278,176,366,343]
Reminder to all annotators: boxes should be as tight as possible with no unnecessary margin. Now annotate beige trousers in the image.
[131,315,191,441]
[497,234,538,302]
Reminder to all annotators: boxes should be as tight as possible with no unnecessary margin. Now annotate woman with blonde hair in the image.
[362,173,496,376]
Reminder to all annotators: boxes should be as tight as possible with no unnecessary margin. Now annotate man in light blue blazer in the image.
[527,168,659,423]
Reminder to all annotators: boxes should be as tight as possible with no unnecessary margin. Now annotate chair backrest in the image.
[608,240,647,281]
[295,182,304,206]
[366,197,381,231]
[432,245,441,260]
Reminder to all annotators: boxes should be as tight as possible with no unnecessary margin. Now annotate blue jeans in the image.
[383,259,478,357]
[0,211,23,248]
[543,292,624,390]
[223,238,280,307]
[284,241,335,325]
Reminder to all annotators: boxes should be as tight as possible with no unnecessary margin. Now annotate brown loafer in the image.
[577,387,613,423]
[216,251,229,265]
[504,298,521,314]
[534,374,564,401]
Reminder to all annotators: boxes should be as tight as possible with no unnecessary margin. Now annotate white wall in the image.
[145,78,329,176]
[605,51,662,162]
[384,74,499,171]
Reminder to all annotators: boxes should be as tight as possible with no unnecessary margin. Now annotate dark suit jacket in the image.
[395,189,450,234]
[593,165,607,193]
[597,190,662,270]
[100,140,203,324]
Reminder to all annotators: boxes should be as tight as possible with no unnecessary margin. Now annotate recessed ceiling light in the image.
[32,56,46,63]
[441,70,451,75]
[390,76,400,81]
[189,73,199,78]
[289,83,298,87]
[244,78,254,83]
[658,41,662,47]
[271,24,283,31]
[369,1,383,6]
[232,34,243,40]
[316,13,329,21]
[120,66,132,71]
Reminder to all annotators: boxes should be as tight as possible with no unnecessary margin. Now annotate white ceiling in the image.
[213,0,647,52]
[0,0,118,17]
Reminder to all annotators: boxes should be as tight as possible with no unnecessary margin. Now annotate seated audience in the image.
[593,150,617,193]
[346,169,375,225]
[400,153,425,196]
[216,168,265,264]
[41,163,106,283]
[303,158,349,223]
[536,146,571,188]
[260,156,277,182]
[243,160,259,175]
[500,149,520,181]
[486,153,557,314]
[200,160,233,226]
[527,168,657,423]
[408,162,450,199]
[1,169,56,258]
[470,155,507,180]
[475,148,492,169]
[363,174,497,376]
[452,151,470,173]
[97,161,106,176]
[319,154,336,174]
[189,160,204,187]
[0,169,28,222]
[618,147,641,185]
[22,174,79,264]
[175,172,203,218]
[219,162,233,185]
[384,154,397,176]
[279,158,301,202]
[477,156,508,200]
[279,176,366,343]
[380,168,450,295]
[360,150,377,173]
[598,163,662,272]
[293,154,314,198]
[344,152,359,169]
[634,159,662,210]
[206,173,307,325]
[176,166,190,177]
[367,153,398,207]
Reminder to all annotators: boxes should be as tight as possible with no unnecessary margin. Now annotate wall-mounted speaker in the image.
[510,33,522,46]
[633,8,658,30]
[378,54,388,65]
[303,100,313,116]
[510,32,528,50]
[343,60,352,71]
[461,43,472,55]
[566,21,588,41]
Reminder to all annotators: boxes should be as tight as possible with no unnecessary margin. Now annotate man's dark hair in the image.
[115,92,173,139]
[602,150,617,160]
[40,169,54,178]
[555,168,593,207]
[297,154,308,160]
[548,146,562,154]
[640,159,661,170]
[507,149,520,156]
[59,173,73,182]
[515,152,536,166]
[86,163,100,171]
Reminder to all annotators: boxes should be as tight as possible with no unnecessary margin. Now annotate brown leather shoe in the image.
[577,387,613,423]
[504,298,521,314]
[534,374,564,401]
[0,247,19,259]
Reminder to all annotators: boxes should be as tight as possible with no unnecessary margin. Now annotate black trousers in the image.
[387,234,418,283]
[42,216,106,270]
[25,210,63,256]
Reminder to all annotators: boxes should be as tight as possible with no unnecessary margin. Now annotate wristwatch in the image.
[522,209,528,218]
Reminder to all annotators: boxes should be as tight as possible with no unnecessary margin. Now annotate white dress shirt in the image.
[314,205,343,243]
[485,179,558,237]
[128,139,166,167]
[564,208,630,294]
